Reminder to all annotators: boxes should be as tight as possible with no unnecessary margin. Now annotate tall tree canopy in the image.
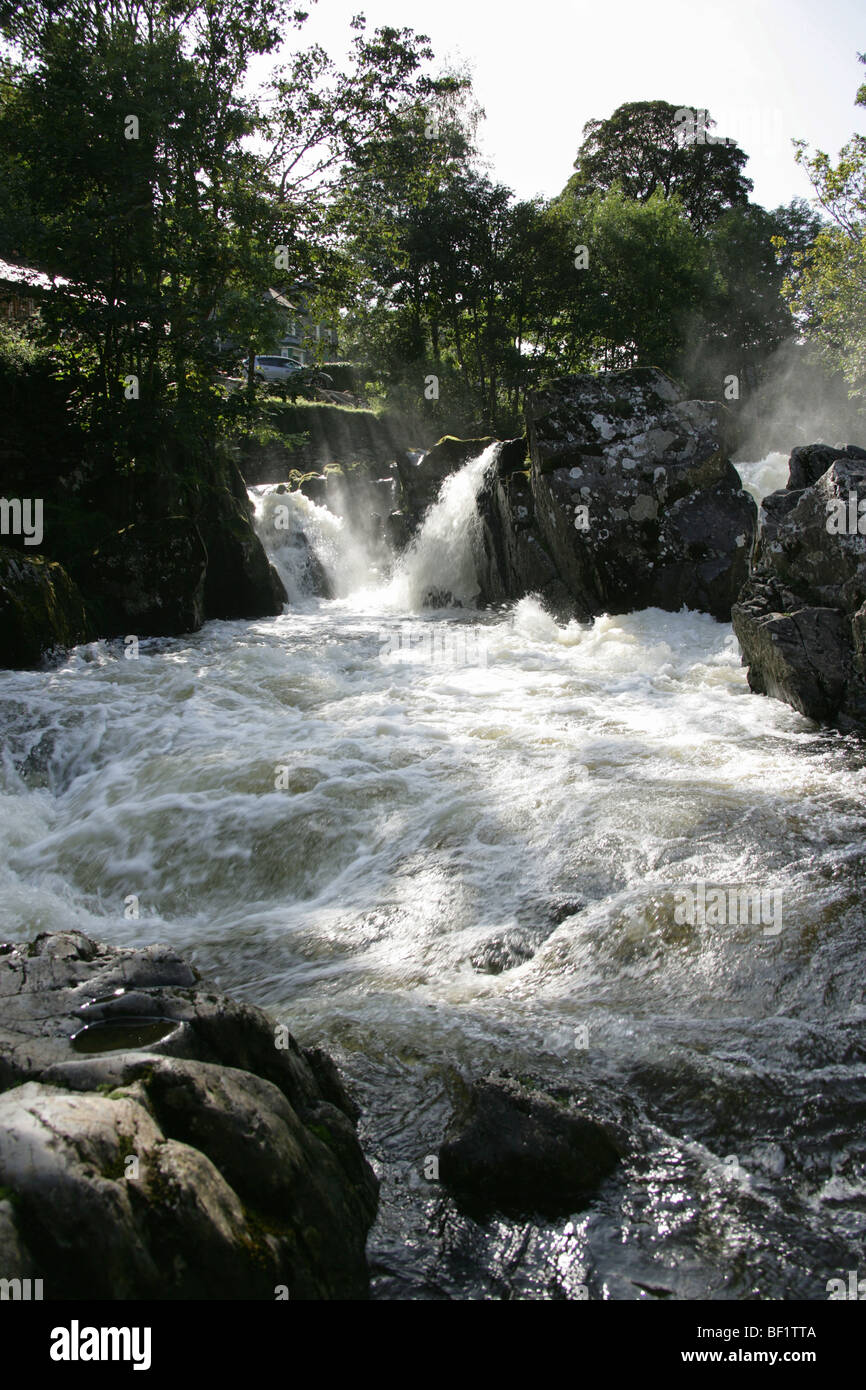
[562,100,753,232]
[0,0,455,429]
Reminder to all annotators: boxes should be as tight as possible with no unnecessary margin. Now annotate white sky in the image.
[275,0,866,211]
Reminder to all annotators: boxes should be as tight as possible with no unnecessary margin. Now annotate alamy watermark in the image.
[674,881,782,936]
[826,493,866,535]
[673,106,784,154]
[826,1270,865,1299]
[0,1276,43,1300]
[378,623,489,668]
[0,497,43,547]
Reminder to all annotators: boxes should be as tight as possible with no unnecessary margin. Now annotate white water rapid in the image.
[2,446,864,1299]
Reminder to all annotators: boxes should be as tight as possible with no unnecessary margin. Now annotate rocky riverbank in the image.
[0,931,378,1299]
[0,356,286,668]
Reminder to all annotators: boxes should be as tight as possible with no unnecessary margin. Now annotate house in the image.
[263,286,339,364]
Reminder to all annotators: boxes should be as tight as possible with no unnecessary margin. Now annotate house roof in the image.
[0,258,68,292]
[265,287,297,312]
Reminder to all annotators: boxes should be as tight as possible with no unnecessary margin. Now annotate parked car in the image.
[253,355,305,382]
[253,356,334,391]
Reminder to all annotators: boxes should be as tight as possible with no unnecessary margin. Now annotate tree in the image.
[777,56,866,398]
[562,100,752,233]
[560,187,713,373]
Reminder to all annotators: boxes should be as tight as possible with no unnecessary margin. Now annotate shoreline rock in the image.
[0,931,378,1299]
[732,444,866,731]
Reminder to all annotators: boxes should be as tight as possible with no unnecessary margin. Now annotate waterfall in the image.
[385,442,499,610]
[250,442,499,613]
[734,451,790,505]
[249,484,380,603]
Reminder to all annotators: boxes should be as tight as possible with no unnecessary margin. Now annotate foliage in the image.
[776,55,866,398]
[561,100,753,233]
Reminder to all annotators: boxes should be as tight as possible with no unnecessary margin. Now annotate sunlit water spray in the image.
[1,448,864,1299]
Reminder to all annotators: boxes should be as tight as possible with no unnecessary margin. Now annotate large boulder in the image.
[0,931,378,1299]
[439,1074,623,1219]
[0,548,91,668]
[732,446,866,730]
[514,369,756,621]
[84,516,210,638]
[474,439,573,610]
[198,463,287,619]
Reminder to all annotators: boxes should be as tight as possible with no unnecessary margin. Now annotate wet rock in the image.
[521,369,755,621]
[473,371,755,620]
[439,1074,622,1218]
[0,931,378,1299]
[0,548,91,668]
[84,516,209,637]
[469,931,537,975]
[198,462,286,619]
[732,449,866,731]
[787,443,866,491]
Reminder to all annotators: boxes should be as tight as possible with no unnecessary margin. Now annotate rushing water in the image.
[2,446,866,1300]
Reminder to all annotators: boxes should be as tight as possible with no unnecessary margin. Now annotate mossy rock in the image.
[0,547,91,669]
[428,435,496,470]
[83,517,208,638]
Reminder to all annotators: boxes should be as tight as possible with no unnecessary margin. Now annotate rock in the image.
[0,371,286,661]
[84,517,209,637]
[517,369,755,621]
[198,467,286,620]
[0,548,91,667]
[787,443,866,491]
[732,449,866,731]
[475,451,572,611]
[0,931,378,1299]
[439,1074,622,1218]
[298,473,329,505]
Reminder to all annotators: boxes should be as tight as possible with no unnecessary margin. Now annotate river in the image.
[2,446,865,1299]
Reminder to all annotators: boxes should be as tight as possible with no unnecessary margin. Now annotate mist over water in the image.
[2,447,865,1299]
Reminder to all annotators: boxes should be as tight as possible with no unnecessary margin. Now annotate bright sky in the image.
[281,0,865,211]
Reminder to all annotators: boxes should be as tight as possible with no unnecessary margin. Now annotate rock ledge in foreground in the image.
[0,931,378,1300]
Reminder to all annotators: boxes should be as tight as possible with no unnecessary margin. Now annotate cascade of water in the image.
[384,442,499,610]
[249,484,379,603]
[250,442,500,613]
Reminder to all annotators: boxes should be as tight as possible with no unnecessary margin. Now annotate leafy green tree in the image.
[562,100,752,233]
[560,186,713,373]
[777,55,866,397]
[0,1,455,432]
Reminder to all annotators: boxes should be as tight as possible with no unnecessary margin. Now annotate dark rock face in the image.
[0,931,378,1299]
[472,371,755,620]
[199,472,287,621]
[732,448,866,731]
[0,548,92,668]
[0,363,286,662]
[85,517,209,637]
[520,370,755,620]
[439,1074,622,1219]
[475,449,573,612]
